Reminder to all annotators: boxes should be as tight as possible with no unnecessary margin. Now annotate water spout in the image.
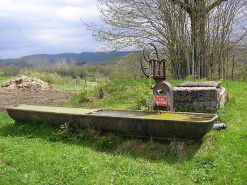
[212,123,227,130]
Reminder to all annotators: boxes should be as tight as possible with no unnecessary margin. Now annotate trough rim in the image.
[5,104,218,124]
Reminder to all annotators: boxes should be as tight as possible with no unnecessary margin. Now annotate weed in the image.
[53,122,71,139]
[185,75,198,81]
[96,136,110,150]
[75,131,89,140]
[78,90,89,104]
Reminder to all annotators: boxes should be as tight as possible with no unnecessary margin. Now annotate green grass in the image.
[66,78,184,110]
[0,76,14,84]
[0,79,247,184]
[55,82,98,92]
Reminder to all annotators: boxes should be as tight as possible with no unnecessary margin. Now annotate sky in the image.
[0,0,103,59]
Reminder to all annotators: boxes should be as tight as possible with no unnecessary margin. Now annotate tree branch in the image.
[170,0,193,15]
[207,0,227,13]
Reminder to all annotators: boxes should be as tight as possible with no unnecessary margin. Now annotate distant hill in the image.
[2,51,139,65]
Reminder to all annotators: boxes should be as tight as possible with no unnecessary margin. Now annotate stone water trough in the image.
[174,81,228,112]
[6,105,218,141]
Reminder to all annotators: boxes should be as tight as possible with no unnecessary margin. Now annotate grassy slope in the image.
[0,79,247,184]
[66,78,184,110]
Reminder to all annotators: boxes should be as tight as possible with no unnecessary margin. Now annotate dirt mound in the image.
[0,75,55,91]
[0,88,75,112]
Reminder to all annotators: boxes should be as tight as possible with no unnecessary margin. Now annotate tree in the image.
[3,64,19,76]
[55,58,68,77]
[0,58,2,67]
[118,52,143,79]
[171,0,229,78]
[84,0,247,79]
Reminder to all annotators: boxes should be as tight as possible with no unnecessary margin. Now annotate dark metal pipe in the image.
[212,123,227,130]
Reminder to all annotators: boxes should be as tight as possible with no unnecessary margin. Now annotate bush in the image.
[2,64,20,76]
[19,69,82,85]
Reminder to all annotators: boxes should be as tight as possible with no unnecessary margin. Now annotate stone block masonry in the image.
[173,81,228,112]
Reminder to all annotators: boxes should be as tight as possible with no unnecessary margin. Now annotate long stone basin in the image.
[6,105,218,141]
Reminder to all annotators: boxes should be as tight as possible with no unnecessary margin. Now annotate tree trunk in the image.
[84,79,87,87]
[231,54,235,81]
[191,15,196,78]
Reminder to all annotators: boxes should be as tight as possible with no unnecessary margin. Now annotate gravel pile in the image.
[0,75,55,91]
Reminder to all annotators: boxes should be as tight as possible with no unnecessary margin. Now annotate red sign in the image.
[156,96,168,106]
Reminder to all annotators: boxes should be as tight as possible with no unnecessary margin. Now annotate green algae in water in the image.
[141,112,215,121]
[141,113,191,120]
[15,105,99,115]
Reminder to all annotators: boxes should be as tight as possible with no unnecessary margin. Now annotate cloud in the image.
[0,0,102,59]
[55,6,100,23]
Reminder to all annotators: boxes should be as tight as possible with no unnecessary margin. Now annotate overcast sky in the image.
[0,0,104,59]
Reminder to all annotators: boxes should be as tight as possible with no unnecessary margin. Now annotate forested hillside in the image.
[2,51,137,64]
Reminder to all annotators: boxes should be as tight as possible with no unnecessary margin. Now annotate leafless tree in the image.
[55,58,68,77]
[84,0,247,79]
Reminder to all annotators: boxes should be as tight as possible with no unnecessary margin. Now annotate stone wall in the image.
[173,81,228,112]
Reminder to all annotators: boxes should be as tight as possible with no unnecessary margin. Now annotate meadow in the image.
[0,76,14,84]
[0,77,247,184]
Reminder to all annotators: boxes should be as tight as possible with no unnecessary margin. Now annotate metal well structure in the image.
[141,43,174,111]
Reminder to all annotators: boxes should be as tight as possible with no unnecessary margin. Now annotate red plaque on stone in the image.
[156,96,168,106]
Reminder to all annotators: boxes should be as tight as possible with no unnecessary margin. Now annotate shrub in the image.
[3,64,20,76]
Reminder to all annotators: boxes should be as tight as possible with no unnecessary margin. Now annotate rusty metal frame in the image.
[141,43,166,81]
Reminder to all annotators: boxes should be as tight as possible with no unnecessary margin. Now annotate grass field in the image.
[0,76,14,84]
[0,79,247,184]
[55,82,98,92]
